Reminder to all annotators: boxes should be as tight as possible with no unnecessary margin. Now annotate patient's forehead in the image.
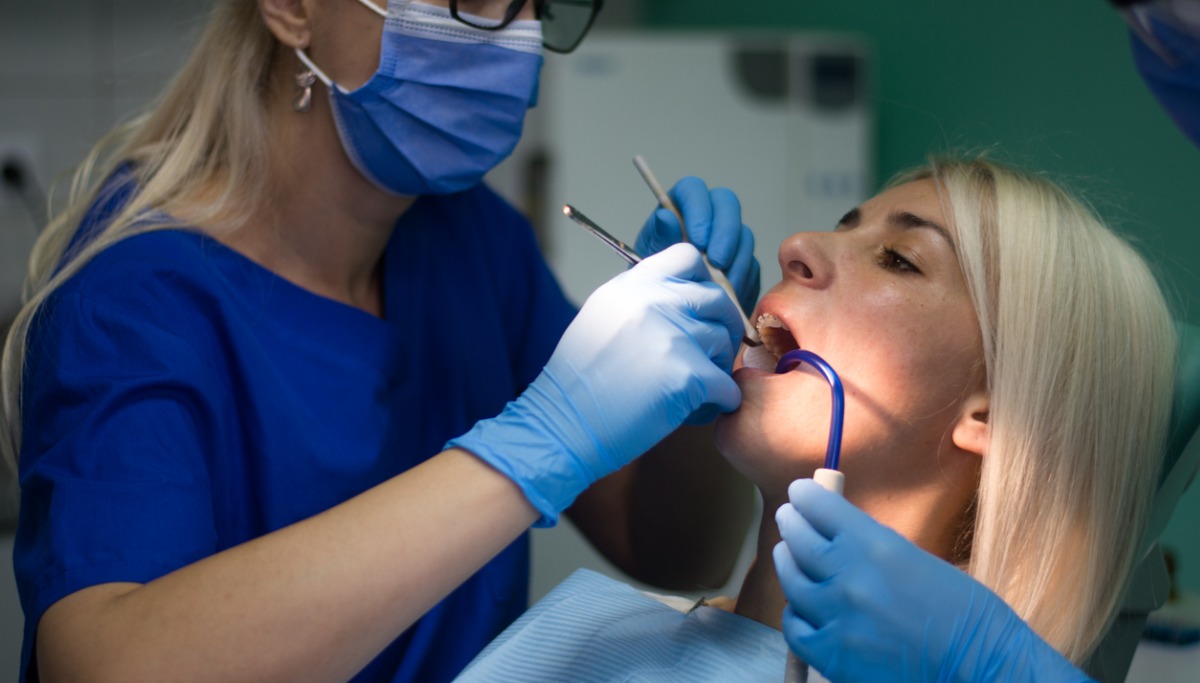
[860,180,953,232]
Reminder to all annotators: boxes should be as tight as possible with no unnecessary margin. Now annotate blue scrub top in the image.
[13,180,577,682]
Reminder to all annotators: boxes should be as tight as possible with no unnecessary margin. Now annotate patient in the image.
[456,156,1177,679]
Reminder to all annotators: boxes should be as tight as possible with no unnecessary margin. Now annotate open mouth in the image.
[742,313,800,371]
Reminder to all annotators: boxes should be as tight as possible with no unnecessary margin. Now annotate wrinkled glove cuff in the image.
[958,599,1096,683]
[446,394,600,528]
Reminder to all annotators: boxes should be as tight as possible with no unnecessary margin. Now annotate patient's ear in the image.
[952,391,989,457]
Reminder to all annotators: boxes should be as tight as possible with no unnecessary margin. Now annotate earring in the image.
[293,67,316,113]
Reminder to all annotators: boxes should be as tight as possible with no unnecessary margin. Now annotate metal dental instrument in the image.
[632,155,762,347]
[563,205,642,265]
[564,204,762,350]
[633,154,691,243]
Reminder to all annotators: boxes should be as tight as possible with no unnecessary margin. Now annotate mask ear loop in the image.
[293,0,386,101]
[352,0,390,19]
[775,349,844,492]
[294,48,345,94]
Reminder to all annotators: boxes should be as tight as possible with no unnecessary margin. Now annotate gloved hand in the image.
[773,479,1096,683]
[448,244,744,527]
[635,176,760,316]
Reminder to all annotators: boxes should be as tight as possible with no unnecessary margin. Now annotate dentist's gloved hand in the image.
[448,244,744,527]
[635,176,760,316]
[773,479,1096,683]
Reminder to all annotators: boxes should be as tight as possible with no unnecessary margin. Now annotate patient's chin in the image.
[712,412,745,463]
[713,414,820,495]
[712,417,757,484]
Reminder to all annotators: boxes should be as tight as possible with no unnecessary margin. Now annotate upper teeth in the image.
[755,313,799,364]
[756,313,789,336]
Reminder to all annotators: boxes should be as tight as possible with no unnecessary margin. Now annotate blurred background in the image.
[1,0,1198,678]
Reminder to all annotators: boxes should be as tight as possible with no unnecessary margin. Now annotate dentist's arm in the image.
[36,245,743,683]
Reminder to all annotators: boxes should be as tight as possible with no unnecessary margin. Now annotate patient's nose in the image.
[778,232,831,288]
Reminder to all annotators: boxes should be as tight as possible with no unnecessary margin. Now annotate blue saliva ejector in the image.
[774,348,845,494]
[775,348,845,683]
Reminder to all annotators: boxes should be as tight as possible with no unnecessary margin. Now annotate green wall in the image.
[646,1,1200,591]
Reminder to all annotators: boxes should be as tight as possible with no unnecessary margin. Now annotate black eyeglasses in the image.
[449,0,604,54]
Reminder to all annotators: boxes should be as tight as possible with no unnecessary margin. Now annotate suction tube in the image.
[774,349,844,472]
[776,349,846,682]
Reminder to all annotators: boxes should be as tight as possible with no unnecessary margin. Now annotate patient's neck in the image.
[734,485,972,630]
[733,501,790,629]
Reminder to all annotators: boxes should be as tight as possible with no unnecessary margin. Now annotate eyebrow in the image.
[888,210,956,251]
[837,207,955,250]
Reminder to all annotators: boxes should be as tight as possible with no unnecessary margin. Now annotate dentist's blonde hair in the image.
[899,157,1176,664]
[1,0,273,466]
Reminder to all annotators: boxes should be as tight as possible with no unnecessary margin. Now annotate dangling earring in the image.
[293,67,316,113]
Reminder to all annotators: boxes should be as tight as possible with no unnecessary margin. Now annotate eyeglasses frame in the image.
[447,0,605,53]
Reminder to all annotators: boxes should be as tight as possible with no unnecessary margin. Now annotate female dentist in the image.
[4,1,759,682]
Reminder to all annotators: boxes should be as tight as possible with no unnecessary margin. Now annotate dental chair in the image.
[1083,322,1200,683]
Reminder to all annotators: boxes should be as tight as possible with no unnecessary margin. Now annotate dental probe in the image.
[632,155,763,347]
[564,204,762,350]
[633,155,691,243]
[775,349,845,683]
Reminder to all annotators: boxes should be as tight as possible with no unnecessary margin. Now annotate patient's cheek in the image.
[720,360,862,490]
[713,408,815,491]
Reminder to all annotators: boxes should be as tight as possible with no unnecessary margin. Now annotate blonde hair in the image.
[898,157,1176,664]
[0,0,276,467]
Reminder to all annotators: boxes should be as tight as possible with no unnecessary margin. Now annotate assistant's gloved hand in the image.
[635,176,760,316]
[773,479,1096,683]
[448,244,744,527]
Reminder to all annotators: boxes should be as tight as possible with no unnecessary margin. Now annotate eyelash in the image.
[877,247,921,274]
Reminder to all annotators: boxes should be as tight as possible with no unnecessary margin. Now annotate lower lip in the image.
[734,361,825,383]
[740,343,783,373]
[733,365,775,381]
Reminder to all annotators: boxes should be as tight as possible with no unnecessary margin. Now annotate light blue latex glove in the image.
[634,176,760,316]
[448,244,743,527]
[773,479,1096,683]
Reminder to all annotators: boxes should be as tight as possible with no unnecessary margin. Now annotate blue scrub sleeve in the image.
[16,286,221,678]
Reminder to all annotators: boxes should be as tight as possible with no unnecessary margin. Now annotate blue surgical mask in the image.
[295,0,544,196]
